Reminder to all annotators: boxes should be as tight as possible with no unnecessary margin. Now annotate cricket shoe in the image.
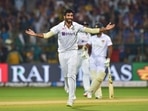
[66,95,76,107]
[87,92,92,99]
[84,91,92,98]
[73,96,76,100]
[95,96,102,99]
[66,99,74,107]
[83,92,87,97]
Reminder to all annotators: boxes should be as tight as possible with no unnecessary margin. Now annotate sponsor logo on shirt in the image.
[62,32,75,36]
[102,40,105,43]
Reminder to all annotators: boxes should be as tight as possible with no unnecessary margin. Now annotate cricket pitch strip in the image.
[0,98,148,106]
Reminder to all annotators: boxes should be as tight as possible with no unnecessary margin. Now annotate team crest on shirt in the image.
[102,40,105,43]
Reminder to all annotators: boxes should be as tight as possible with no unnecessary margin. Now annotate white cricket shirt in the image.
[77,31,91,46]
[50,21,84,53]
[88,33,112,57]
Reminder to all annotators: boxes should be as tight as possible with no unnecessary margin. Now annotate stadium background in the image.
[0,0,148,87]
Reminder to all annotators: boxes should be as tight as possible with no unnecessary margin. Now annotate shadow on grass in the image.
[71,104,101,111]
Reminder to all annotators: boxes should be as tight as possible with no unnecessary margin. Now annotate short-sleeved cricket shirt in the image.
[88,33,112,57]
[50,21,84,53]
[77,31,91,46]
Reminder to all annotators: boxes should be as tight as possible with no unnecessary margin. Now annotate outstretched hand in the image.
[105,22,115,30]
[25,29,36,36]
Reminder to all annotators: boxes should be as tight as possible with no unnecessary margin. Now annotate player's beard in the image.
[65,18,73,25]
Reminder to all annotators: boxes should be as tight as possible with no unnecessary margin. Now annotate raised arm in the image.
[84,22,115,34]
[100,22,115,32]
[25,29,54,39]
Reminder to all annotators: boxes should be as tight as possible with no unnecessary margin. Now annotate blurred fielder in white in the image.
[77,21,91,97]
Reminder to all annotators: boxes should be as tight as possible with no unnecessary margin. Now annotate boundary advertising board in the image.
[0,63,147,87]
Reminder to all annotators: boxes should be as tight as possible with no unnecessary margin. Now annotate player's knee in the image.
[96,71,106,82]
[68,74,76,80]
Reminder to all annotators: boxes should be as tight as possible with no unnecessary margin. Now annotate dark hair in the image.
[64,9,74,15]
[94,22,104,28]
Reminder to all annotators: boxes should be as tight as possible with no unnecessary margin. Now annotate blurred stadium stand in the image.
[0,0,147,64]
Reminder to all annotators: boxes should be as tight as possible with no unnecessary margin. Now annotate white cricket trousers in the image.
[89,56,106,72]
[58,50,78,101]
[77,49,90,92]
[89,56,106,97]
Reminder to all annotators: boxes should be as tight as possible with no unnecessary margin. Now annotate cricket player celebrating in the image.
[86,22,113,99]
[25,9,115,107]
[77,21,91,97]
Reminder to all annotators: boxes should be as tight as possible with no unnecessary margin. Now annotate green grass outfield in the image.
[0,87,148,111]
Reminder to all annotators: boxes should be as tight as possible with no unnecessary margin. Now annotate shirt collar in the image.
[64,21,74,29]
